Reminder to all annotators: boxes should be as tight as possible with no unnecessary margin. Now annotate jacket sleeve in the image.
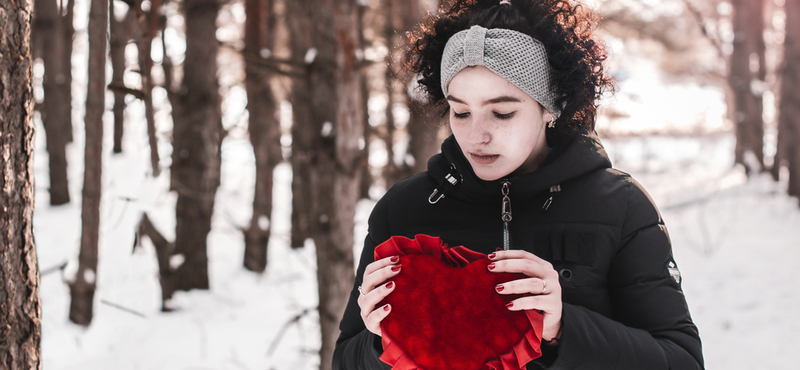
[540,178,704,370]
[333,199,393,370]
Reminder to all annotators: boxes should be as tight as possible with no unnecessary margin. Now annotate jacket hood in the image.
[427,131,612,203]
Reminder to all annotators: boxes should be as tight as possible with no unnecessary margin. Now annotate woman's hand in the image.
[488,250,563,343]
[357,255,401,336]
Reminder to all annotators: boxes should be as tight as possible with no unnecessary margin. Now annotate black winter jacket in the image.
[333,132,704,370]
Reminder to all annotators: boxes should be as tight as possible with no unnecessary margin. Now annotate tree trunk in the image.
[33,0,73,205]
[135,213,175,311]
[169,0,222,293]
[287,0,313,249]
[358,2,373,199]
[69,0,107,326]
[110,3,131,154]
[137,0,163,176]
[400,0,440,176]
[382,0,399,186]
[288,0,363,368]
[0,0,42,365]
[405,97,442,174]
[242,0,280,272]
[729,0,766,174]
[782,0,800,198]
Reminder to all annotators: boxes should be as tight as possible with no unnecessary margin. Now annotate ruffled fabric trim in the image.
[374,235,544,370]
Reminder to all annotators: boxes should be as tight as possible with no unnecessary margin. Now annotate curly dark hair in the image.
[406,0,614,141]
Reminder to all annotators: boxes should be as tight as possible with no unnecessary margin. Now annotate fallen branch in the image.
[100,299,147,318]
[267,307,316,356]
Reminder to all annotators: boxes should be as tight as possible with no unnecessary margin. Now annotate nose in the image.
[466,118,491,145]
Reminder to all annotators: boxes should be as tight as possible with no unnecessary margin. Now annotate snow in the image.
[33,3,799,367]
[34,117,800,369]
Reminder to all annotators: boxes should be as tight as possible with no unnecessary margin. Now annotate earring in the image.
[547,120,555,128]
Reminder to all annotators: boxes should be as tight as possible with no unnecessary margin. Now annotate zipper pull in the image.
[501,180,512,250]
[542,184,561,211]
[428,163,462,204]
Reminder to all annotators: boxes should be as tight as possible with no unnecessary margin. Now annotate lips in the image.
[470,152,500,164]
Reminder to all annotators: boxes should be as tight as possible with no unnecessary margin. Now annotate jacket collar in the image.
[427,131,612,203]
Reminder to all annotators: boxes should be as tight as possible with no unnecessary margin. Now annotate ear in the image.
[542,110,554,124]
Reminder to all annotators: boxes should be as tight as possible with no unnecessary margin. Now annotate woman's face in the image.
[447,66,553,181]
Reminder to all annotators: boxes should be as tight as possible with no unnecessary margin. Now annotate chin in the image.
[473,169,507,182]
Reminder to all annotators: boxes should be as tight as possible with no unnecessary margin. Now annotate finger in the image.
[505,295,560,313]
[488,249,543,262]
[364,255,401,276]
[495,277,549,296]
[361,263,402,293]
[488,258,552,277]
[364,304,392,336]
[359,280,396,318]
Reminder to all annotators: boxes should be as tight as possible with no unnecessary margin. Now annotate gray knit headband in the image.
[441,25,560,118]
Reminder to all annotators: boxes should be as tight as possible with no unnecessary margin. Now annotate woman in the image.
[333,0,704,369]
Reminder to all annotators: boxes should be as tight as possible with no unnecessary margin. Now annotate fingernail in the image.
[488,253,496,259]
[385,281,394,289]
[495,284,504,292]
[383,304,391,311]
[390,255,400,263]
[496,247,503,251]
[487,263,496,271]
[391,264,402,272]
[506,302,513,308]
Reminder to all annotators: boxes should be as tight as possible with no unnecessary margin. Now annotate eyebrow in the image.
[446,95,523,105]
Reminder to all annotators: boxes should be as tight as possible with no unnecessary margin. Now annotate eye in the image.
[494,111,516,120]
[453,111,471,119]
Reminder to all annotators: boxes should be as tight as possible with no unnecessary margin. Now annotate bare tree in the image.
[136,0,164,176]
[69,0,108,326]
[0,0,42,364]
[242,0,281,272]
[287,0,364,367]
[33,0,75,205]
[287,0,313,250]
[110,1,134,154]
[781,0,800,198]
[728,0,767,173]
[169,0,223,292]
[399,0,441,177]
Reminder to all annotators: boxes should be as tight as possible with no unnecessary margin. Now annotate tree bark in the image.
[288,0,363,368]
[69,0,107,326]
[135,213,175,310]
[33,0,73,205]
[399,0,440,177]
[729,0,766,174]
[110,3,132,153]
[0,0,42,365]
[169,0,222,292]
[782,0,800,198]
[136,0,163,176]
[242,0,281,272]
[382,0,399,186]
[287,0,313,249]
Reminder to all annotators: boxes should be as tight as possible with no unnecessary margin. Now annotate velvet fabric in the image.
[374,234,543,370]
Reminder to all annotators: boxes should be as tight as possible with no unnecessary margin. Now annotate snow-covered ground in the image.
[34,118,800,369]
[32,5,799,365]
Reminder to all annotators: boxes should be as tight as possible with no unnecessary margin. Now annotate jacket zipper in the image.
[501,180,512,250]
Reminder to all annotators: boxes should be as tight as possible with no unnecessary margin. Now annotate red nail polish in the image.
[495,284,504,292]
[390,255,400,263]
[391,264,402,272]
[487,263,495,271]
[496,247,503,251]
[506,302,514,308]
[488,253,496,259]
[385,281,394,289]
[383,304,391,311]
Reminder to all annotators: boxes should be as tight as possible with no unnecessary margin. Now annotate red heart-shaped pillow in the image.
[375,235,543,370]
